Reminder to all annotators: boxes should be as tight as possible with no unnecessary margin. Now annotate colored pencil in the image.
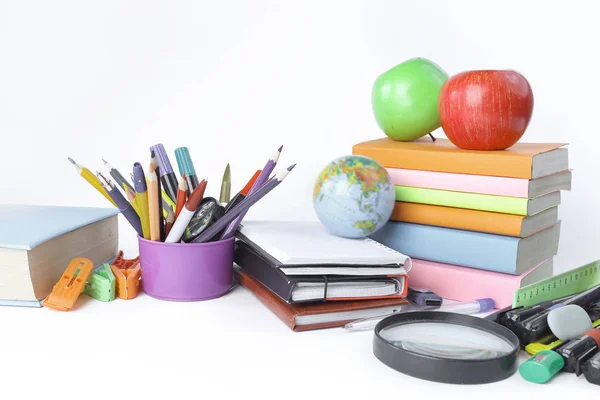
[193,163,295,243]
[165,208,175,237]
[224,169,261,213]
[147,162,160,241]
[133,162,151,239]
[219,163,231,204]
[124,185,141,216]
[221,146,282,237]
[165,179,207,243]
[68,157,117,207]
[97,172,143,237]
[175,174,187,219]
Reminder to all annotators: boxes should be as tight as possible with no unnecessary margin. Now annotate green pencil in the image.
[219,163,231,203]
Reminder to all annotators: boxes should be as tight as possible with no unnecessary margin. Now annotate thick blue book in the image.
[0,205,119,307]
[370,221,560,275]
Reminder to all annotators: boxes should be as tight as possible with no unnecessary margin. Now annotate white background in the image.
[1,0,599,398]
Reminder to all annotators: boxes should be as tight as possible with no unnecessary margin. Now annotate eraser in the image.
[548,304,592,341]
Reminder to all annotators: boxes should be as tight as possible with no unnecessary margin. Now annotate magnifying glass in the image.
[373,312,520,384]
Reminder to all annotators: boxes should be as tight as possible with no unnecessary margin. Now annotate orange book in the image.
[391,202,558,237]
[352,137,567,179]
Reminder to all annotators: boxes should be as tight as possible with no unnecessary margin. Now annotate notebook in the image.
[0,205,119,306]
[235,267,408,332]
[237,221,410,268]
[234,241,407,303]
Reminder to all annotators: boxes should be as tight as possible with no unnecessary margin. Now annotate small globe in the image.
[313,155,395,239]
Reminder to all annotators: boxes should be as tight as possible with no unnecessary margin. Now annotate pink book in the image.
[408,258,554,309]
[386,168,571,198]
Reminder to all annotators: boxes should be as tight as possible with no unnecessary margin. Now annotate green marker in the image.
[519,350,564,384]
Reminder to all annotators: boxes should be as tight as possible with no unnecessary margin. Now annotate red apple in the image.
[439,70,534,150]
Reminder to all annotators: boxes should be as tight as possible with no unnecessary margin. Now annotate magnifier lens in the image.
[380,322,514,360]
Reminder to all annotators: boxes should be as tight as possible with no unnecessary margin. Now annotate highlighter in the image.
[150,144,179,204]
[133,162,151,239]
[174,146,200,193]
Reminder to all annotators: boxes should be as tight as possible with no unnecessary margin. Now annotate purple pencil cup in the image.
[138,236,235,302]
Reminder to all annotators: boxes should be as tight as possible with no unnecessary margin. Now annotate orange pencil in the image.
[223,169,261,213]
[175,174,187,219]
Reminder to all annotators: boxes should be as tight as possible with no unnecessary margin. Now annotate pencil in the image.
[221,145,282,237]
[133,162,151,239]
[165,179,207,243]
[175,174,187,219]
[192,164,295,243]
[148,156,161,241]
[224,169,261,213]
[68,157,117,207]
[219,163,231,204]
[124,185,141,216]
[165,208,175,237]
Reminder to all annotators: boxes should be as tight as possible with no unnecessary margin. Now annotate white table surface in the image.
[2,252,597,399]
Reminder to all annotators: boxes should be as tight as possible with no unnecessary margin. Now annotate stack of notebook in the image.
[353,137,571,308]
[234,221,411,331]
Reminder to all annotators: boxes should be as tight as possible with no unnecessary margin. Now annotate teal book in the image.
[371,221,561,275]
[0,205,119,307]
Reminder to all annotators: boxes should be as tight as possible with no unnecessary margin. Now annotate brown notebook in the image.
[236,268,408,332]
[353,137,568,179]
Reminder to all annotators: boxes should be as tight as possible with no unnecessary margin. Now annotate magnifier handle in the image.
[344,309,401,331]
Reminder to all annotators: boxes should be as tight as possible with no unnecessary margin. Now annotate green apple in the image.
[372,58,448,141]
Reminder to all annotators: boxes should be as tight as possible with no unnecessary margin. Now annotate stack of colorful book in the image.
[353,137,571,308]
[233,221,410,331]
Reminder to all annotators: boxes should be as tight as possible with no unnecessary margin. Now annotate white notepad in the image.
[237,221,411,269]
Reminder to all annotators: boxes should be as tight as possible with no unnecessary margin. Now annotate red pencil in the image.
[165,179,207,243]
[175,174,187,219]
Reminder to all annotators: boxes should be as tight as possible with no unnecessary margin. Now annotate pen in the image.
[102,158,134,193]
[224,169,261,213]
[68,157,117,207]
[96,172,143,237]
[192,163,295,243]
[220,146,282,240]
[133,162,151,239]
[165,179,207,243]
[174,146,200,193]
[344,298,496,331]
[175,174,187,219]
[150,144,179,203]
[219,163,231,204]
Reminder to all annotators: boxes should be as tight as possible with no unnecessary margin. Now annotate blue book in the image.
[0,205,119,307]
[371,221,560,275]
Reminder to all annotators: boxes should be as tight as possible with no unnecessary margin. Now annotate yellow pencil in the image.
[123,185,141,216]
[68,157,117,207]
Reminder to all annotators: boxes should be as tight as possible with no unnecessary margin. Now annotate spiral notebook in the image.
[237,221,411,272]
